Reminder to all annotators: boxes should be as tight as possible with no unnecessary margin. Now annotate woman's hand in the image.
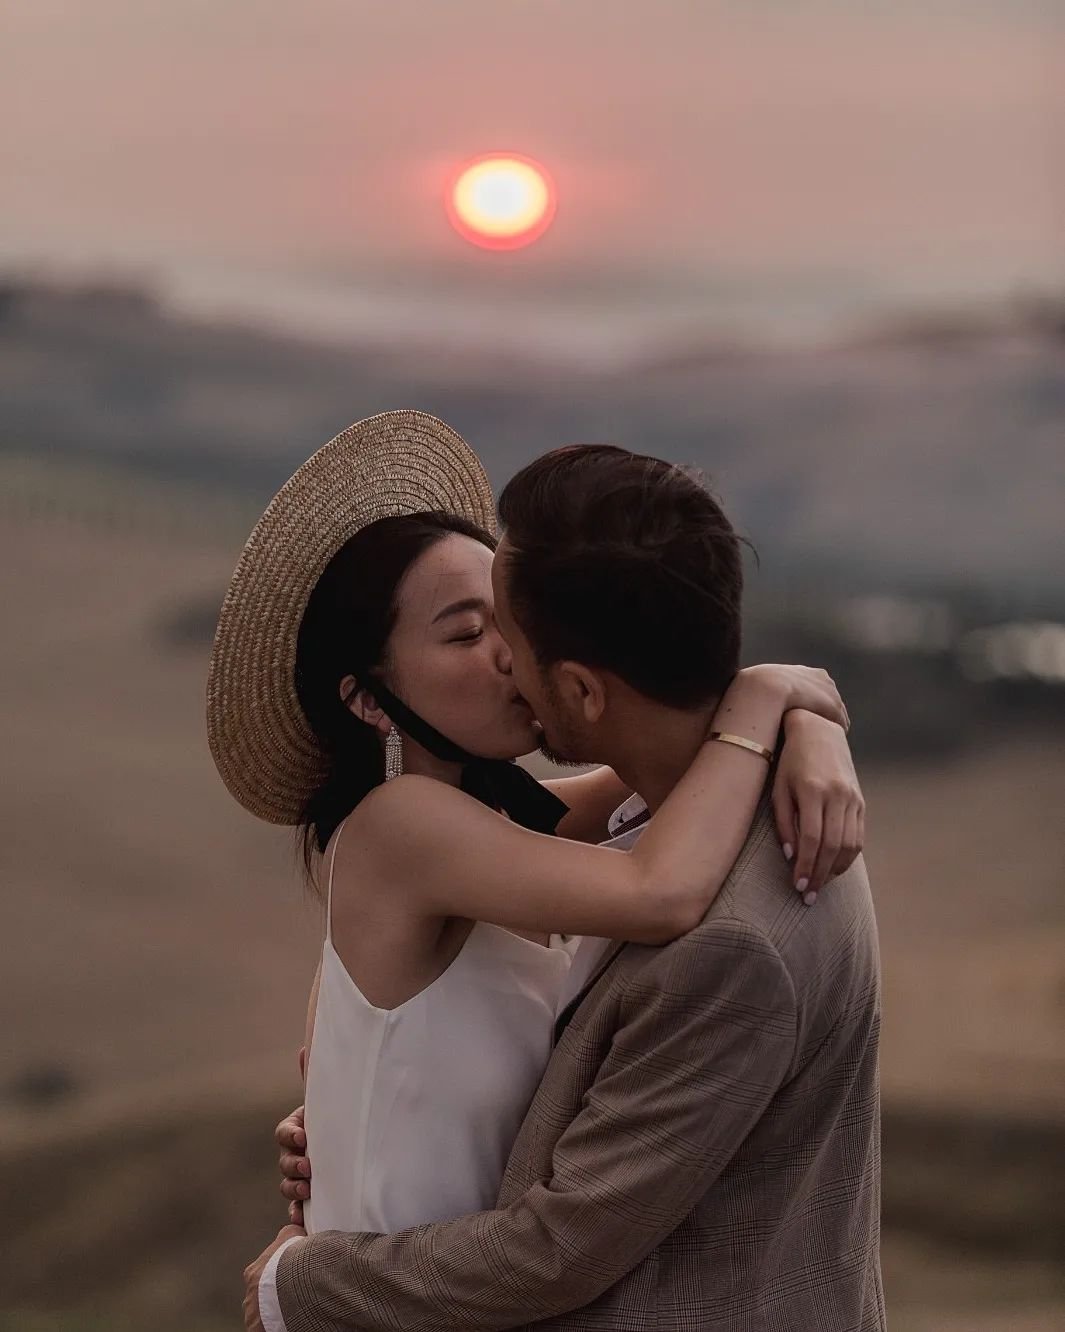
[772,711,865,902]
[737,664,850,732]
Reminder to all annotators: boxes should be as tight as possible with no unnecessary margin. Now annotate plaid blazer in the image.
[277,795,885,1330]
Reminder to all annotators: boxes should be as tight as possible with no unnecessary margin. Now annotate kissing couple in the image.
[207,410,883,1330]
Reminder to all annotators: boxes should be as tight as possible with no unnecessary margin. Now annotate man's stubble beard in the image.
[537,736,585,768]
[531,672,586,768]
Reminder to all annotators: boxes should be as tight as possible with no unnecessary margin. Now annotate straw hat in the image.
[205,409,497,824]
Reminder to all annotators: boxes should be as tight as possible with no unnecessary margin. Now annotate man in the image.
[246,444,883,1330]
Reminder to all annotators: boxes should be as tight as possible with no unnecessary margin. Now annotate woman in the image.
[207,411,861,1240]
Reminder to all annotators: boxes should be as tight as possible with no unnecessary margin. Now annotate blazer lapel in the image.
[551,799,648,1044]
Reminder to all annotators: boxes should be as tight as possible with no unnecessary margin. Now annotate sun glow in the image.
[446,153,557,251]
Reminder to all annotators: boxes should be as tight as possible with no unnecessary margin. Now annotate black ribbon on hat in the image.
[362,674,569,835]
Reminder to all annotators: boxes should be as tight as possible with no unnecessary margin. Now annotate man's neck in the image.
[604,696,720,815]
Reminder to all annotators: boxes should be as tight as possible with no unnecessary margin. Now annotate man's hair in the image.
[498,444,749,709]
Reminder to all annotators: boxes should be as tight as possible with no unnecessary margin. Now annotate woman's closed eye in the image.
[450,625,484,643]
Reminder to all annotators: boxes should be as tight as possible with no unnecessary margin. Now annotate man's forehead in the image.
[494,531,517,569]
[489,542,512,606]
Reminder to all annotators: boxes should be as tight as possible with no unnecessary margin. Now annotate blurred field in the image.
[2,473,1063,1327]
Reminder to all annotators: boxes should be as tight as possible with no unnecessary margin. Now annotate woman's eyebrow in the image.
[431,596,489,625]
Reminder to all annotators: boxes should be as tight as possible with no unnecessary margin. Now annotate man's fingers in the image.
[278,1118,303,1150]
[281,1177,311,1202]
[279,1134,311,1206]
[288,1199,304,1225]
[278,1151,310,1180]
[275,1107,306,1152]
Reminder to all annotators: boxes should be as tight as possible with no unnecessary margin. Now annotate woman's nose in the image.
[495,635,513,675]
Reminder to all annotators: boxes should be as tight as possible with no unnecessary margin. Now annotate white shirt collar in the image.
[607,793,650,839]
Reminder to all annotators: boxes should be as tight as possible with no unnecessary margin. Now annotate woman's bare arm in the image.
[352,665,845,945]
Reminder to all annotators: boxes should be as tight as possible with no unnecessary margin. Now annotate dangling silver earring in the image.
[384,725,403,781]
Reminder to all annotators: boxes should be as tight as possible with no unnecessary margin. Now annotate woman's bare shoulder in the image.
[346,775,483,850]
[334,776,495,913]
[325,779,438,906]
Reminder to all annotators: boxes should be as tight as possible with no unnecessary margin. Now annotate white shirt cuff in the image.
[258,1235,306,1332]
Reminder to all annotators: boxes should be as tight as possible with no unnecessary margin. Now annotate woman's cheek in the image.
[447,644,492,698]
[470,639,498,677]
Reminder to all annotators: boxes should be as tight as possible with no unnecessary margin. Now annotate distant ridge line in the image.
[0,452,259,547]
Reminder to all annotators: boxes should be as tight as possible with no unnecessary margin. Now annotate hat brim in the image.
[205,410,497,824]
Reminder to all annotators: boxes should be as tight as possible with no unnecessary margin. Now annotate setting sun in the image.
[445,153,557,251]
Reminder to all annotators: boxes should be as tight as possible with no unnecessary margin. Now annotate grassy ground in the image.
[1,1089,1063,1329]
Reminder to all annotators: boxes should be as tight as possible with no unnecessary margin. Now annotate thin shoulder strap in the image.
[324,816,349,945]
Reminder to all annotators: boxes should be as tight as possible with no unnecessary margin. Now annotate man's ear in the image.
[339,675,392,737]
[555,661,607,724]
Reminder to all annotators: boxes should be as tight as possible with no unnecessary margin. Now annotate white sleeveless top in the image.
[301,815,615,1236]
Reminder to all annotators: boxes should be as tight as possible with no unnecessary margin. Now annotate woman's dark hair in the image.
[294,510,496,889]
[497,444,754,709]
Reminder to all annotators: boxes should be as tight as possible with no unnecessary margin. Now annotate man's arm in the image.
[276,919,797,1332]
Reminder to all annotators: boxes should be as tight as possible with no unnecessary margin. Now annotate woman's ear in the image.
[339,676,392,736]
[556,661,607,724]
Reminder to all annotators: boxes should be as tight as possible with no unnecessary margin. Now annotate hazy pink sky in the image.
[3,1,1062,347]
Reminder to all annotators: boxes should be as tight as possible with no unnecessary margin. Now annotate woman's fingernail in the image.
[796,877,809,894]
[783,843,794,861]
[804,891,818,907]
